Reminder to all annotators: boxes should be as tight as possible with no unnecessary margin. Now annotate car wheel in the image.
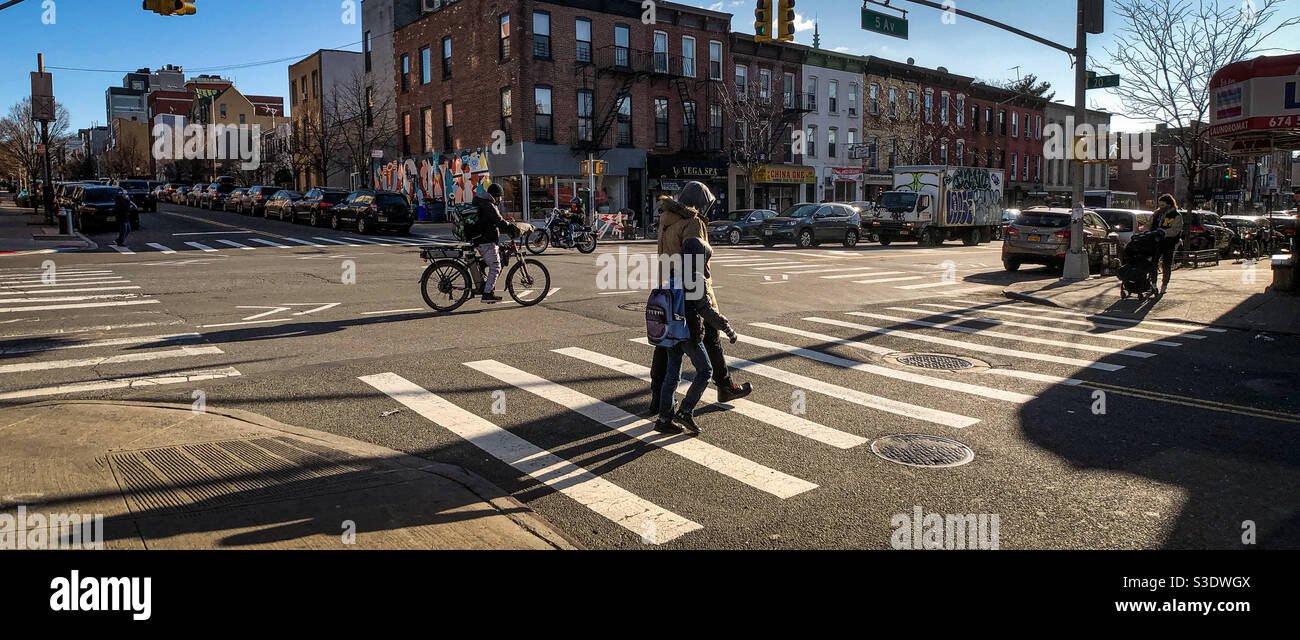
[962,228,979,246]
[1003,258,1021,272]
[728,229,741,246]
[879,236,892,246]
[357,217,370,235]
[843,229,859,248]
[797,230,815,248]
[330,215,341,231]
[309,211,321,227]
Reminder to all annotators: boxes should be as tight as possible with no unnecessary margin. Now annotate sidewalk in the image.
[0,196,95,256]
[1003,259,1300,336]
[0,400,580,550]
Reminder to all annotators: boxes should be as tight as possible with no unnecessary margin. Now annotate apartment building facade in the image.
[1043,102,1112,205]
[802,47,865,203]
[288,49,365,190]
[728,32,807,212]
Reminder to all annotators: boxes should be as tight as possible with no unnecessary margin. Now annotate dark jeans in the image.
[650,327,729,402]
[1149,237,1177,285]
[116,218,132,245]
[658,340,712,422]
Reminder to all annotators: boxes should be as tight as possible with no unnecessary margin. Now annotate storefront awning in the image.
[752,164,815,184]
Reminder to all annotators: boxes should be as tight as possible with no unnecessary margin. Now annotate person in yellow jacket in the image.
[1150,194,1184,296]
[647,181,752,416]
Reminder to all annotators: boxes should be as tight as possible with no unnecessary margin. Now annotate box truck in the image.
[867,165,1004,246]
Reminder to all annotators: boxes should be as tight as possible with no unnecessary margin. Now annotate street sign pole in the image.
[34,54,64,232]
[1063,0,1092,280]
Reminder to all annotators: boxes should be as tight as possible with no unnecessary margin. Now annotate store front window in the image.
[527,175,624,219]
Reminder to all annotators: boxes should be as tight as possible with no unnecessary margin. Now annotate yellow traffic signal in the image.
[754,0,772,42]
[777,0,796,42]
[143,0,196,16]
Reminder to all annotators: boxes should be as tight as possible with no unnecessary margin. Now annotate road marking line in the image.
[0,270,113,278]
[282,237,326,247]
[215,239,256,250]
[950,299,1229,333]
[918,302,1207,339]
[465,359,818,499]
[742,261,804,268]
[341,237,389,245]
[110,245,135,254]
[554,347,867,449]
[0,332,204,355]
[0,367,242,402]
[146,243,178,254]
[184,242,218,252]
[849,312,1157,358]
[159,211,288,240]
[596,290,640,295]
[774,266,877,276]
[360,308,424,315]
[0,346,225,375]
[0,286,141,296]
[895,280,964,290]
[817,271,902,280]
[805,317,1121,371]
[735,334,1035,405]
[630,339,979,428]
[851,276,926,284]
[888,306,1183,346]
[750,263,846,271]
[358,372,702,543]
[249,238,290,248]
[313,237,357,246]
[173,231,258,236]
[0,293,142,304]
[0,299,161,314]
[1,276,128,286]
[0,320,184,340]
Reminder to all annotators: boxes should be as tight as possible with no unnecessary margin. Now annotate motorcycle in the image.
[525,208,598,255]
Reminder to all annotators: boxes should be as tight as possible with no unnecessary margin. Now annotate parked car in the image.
[185,184,208,207]
[71,185,133,232]
[55,182,90,210]
[1094,208,1154,248]
[847,201,876,216]
[292,188,351,226]
[708,209,778,245]
[760,202,862,248]
[1001,207,1118,273]
[207,183,239,210]
[1183,210,1234,257]
[161,183,188,204]
[240,185,281,215]
[223,188,249,213]
[329,190,413,234]
[110,179,157,212]
[1265,214,1296,252]
[263,190,303,221]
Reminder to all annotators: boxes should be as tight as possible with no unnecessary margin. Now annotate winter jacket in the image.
[1154,207,1183,239]
[656,195,707,257]
[467,194,510,245]
[681,238,731,341]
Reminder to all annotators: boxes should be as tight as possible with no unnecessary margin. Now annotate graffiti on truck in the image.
[372,148,493,209]
[943,168,1002,226]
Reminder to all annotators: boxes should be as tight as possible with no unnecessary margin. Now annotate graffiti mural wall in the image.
[373,149,494,215]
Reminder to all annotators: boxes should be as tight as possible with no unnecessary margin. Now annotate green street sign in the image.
[1087,73,1120,89]
[861,7,908,40]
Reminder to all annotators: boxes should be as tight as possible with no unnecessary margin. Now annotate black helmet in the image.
[487,182,504,198]
[570,196,582,205]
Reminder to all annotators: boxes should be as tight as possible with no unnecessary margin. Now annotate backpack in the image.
[449,202,480,242]
[646,280,690,348]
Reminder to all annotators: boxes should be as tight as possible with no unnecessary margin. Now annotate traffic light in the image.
[143,0,196,16]
[754,0,772,42]
[777,0,796,42]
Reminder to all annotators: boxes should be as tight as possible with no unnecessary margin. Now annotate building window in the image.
[1035,115,1042,139]
[443,102,455,151]
[848,83,858,116]
[999,109,1007,135]
[239,113,246,125]
[806,77,817,111]
[364,31,372,73]
[1010,153,1017,180]
[888,137,897,167]
[829,80,838,113]
[577,89,594,142]
[955,95,964,126]
[986,149,993,167]
[970,103,978,130]
[735,65,747,96]
[654,97,669,148]
[499,14,511,61]
[1011,112,1018,138]
[400,54,410,93]
[956,139,964,166]
[422,106,433,153]
[759,69,771,100]
[533,12,551,58]
[402,112,411,156]
[442,37,452,79]
[828,128,837,158]
[806,125,816,157]
[1023,153,1030,180]
[783,72,794,108]
[365,86,373,126]
[500,88,512,142]
[940,91,949,124]
[682,99,697,148]
[615,24,630,67]
[709,103,723,151]
[653,31,668,73]
[985,107,993,134]
[220,103,226,119]
[535,86,553,141]
[420,47,431,84]
[1035,155,1041,181]
[576,18,592,63]
[867,84,878,115]
[907,89,916,114]
[311,71,319,98]
[924,90,934,123]
[709,41,722,80]
[617,94,632,146]
[682,36,695,77]
[888,87,897,117]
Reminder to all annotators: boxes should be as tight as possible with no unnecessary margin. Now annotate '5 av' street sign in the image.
[861,7,908,40]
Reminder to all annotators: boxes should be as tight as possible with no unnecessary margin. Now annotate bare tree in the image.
[1001,74,1056,101]
[1098,0,1299,204]
[719,80,805,208]
[99,135,149,179]
[863,99,972,168]
[326,70,400,190]
[0,97,72,187]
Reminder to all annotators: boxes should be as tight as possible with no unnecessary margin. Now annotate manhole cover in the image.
[895,354,974,370]
[871,434,975,468]
[619,301,647,312]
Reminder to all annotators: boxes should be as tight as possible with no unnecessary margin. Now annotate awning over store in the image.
[752,164,815,184]
[1208,53,1300,151]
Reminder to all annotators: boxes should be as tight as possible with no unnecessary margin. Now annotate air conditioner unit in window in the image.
[849,108,857,117]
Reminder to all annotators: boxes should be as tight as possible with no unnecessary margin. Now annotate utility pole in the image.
[34,54,62,232]
[1062,0,1091,280]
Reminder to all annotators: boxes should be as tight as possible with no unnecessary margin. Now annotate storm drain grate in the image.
[619,301,647,312]
[895,354,975,371]
[871,434,975,468]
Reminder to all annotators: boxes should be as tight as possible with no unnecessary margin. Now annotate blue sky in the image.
[2,0,1297,132]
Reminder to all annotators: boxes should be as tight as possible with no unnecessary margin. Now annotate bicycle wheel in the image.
[575,230,598,254]
[504,258,551,306]
[420,260,473,312]
[525,229,549,255]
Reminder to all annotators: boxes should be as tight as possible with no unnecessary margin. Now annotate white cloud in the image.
[730,0,744,5]
[709,2,724,9]
[794,13,815,31]
[832,46,850,53]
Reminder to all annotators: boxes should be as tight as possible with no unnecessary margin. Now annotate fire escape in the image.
[573,45,707,156]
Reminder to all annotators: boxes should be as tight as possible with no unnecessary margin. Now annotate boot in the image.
[643,396,661,417]
[716,379,752,403]
[672,408,700,435]
[653,417,683,435]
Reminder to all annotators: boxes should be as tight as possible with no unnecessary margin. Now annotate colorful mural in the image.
[373,148,494,208]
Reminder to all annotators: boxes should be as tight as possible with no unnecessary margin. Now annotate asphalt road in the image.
[2,200,1296,549]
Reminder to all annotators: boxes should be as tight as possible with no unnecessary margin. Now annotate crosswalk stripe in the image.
[0,320,185,340]
[0,332,203,355]
[739,261,805,268]
[735,334,1035,404]
[313,237,357,246]
[632,339,979,428]
[553,347,867,449]
[895,280,964,290]
[885,307,1184,346]
[358,372,702,543]
[282,237,325,247]
[0,299,161,314]
[750,263,840,271]
[0,286,141,296]
[111,245,135,254]
[849,312,1157,358]
[821,271,905,280]
[0,346,224,375]
[249,238,290,248]
[215,239,255,250]
[0,367,242,402]
[919,302,1207,339]
[852,276,926,284]
[0,270,112,278]
[341,237,388,245]
[146,243,178,254]
[465,359,818,499]
[774,266,877,276]
[750,322,1082,385]
[0,293,142,304]
[184,242,218,252]
[950,299,1228,333]
[1,276,127,286]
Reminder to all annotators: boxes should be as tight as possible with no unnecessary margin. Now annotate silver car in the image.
[1094,208,1153,248]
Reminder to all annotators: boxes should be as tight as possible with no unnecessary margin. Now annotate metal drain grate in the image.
[619,301,647,312]
[871,434,975,468]
[896,354,975,371]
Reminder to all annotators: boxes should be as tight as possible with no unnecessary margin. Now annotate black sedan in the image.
[72,186,135,232]
[292,188,351,227]
[330,190,413,235]
[708,209,778,245]
[112,179,156,212]
[264,190,303,221]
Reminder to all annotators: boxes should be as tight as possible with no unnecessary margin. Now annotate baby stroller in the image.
[1117,229,1164,300]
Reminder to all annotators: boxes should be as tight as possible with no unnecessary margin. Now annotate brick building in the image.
[728,32,807,212]
[385,0,730,225]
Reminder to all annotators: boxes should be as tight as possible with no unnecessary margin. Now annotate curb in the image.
[11,399,583,550]
[1001,288,1300,337]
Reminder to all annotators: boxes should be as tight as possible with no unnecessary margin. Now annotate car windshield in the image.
[83,188,119,204]
[377,195,408,206]
[323,192,348,203]
[280,192,302,199]
[879,192,918,213]
[118,181,148,190]
[724,211,752,221]
[1097,211,1134,232]
[780,204,819,218]
[1014,212,1070,228]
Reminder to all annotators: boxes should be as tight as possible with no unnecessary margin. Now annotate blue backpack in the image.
[646,279,690,348]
